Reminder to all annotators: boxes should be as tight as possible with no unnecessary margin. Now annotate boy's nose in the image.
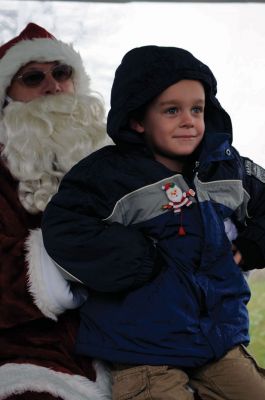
[179,111,194,127]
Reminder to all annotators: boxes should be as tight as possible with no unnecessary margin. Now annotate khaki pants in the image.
[110,346,265,400]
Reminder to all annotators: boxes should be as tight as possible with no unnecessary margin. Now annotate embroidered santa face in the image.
[163,182,183,202]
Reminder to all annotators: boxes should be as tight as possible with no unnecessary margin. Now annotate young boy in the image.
[42,45,265,399]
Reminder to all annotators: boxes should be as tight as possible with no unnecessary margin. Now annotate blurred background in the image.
[1,0,265,367]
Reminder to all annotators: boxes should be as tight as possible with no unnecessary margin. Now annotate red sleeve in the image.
[0,160,42,328]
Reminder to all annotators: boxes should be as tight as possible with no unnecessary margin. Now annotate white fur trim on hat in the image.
[0,37,90,109]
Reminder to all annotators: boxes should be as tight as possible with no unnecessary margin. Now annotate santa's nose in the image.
[43,76,63,95]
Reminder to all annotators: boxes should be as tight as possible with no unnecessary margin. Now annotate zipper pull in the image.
[193,161,200,173]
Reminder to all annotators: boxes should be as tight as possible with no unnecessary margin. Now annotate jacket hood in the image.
[107,46,232,145]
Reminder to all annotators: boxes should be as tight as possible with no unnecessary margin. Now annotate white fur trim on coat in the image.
[0,360,111,400]
[25,228,88,320]
[0,37,90,109]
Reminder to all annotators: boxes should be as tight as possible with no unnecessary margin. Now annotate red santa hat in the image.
[162,182,175,192]
[0,22,91,108]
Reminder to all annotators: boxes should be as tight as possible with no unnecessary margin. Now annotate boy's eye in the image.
[165,107,178,115]
[192,106,204,114]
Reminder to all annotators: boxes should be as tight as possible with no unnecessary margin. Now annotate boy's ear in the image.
[129,118,145,133]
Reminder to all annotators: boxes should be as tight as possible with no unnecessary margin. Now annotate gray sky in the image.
[1,1,265,165]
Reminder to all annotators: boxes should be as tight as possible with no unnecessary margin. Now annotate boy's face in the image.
[131,79,205,171]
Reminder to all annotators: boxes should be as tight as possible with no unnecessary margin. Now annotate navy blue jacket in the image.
[42,46,265,368]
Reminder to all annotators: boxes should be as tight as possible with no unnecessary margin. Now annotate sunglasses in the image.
[15,64,73,87]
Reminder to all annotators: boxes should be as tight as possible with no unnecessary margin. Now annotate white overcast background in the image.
[1,1,265,166]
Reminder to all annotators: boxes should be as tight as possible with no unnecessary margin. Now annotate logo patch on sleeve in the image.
[245,159,265,183]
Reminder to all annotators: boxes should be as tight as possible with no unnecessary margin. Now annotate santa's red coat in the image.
[0,155,110,400]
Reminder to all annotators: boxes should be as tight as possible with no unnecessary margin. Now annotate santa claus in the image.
[0,23,111,399]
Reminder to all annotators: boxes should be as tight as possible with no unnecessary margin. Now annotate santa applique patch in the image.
[161,182,195,236]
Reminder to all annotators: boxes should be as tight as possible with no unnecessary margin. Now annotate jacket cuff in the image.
[234,232,265,270]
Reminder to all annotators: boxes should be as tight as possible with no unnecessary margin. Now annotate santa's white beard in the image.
[0,92,108,213]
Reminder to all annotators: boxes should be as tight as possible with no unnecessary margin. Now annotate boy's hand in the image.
[232,243,243,265]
